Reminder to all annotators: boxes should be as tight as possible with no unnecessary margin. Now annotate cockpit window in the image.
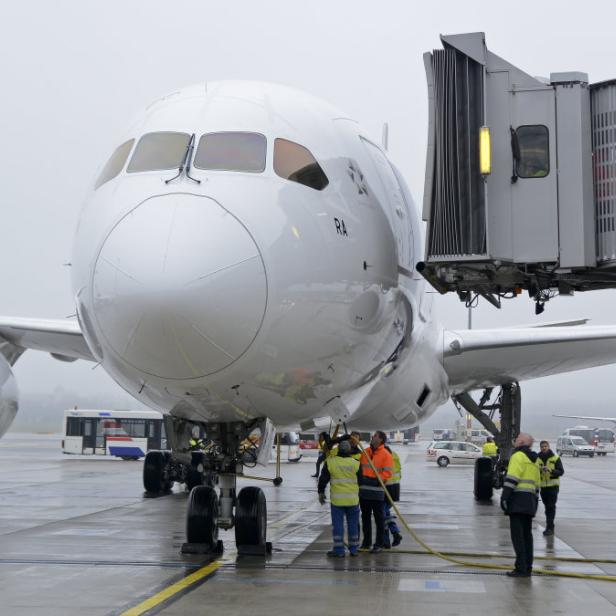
[95,139,134,189]
[127,132,191,173]
[194,132,266,172]
[274,139,329,190]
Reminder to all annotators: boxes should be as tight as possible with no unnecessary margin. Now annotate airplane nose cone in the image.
[91,193,267,379]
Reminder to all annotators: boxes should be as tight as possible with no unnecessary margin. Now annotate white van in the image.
[466,429,493,445]
[556,436,595,457]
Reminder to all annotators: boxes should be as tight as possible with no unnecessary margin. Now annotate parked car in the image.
[556,436,595,457]
[426,440,483,467]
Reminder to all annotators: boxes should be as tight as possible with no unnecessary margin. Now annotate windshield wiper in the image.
[165,133,201,184]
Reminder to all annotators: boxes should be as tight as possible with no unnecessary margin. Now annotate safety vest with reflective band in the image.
[503,449,541,516]
[386,451,401,485]
[482,442,498,456]
[538,454,561,488]
[325,455,360,506]
[359,445,393,501]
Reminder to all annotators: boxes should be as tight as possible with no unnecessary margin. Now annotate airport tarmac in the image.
[2,434,616,615]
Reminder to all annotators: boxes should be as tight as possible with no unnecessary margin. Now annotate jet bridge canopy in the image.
[418,32,616,311]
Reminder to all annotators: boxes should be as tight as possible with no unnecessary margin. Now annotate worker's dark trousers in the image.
[360,499,385,547]
[509,513,534,573]
[540,487,559,530]
[314,452,325,476]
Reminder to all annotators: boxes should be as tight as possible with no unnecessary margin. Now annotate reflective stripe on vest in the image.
[326,456,360,506]
[386,451,401,485]
[538,454,561,488]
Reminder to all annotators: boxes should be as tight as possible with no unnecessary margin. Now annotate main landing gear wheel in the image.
[186,485,219,547]
[235,486,270,555]
[474,457,494,501]
[143,451,171,493]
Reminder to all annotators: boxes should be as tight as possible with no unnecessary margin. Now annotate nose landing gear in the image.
[150,416,276,556]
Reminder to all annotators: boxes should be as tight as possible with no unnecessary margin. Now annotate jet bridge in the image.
[418,32,616,311]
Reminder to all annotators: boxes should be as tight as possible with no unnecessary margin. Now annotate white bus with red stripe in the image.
[62,409,165,459]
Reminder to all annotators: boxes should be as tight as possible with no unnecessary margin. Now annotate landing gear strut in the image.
[143,416,275,555]
[453,382,521,501]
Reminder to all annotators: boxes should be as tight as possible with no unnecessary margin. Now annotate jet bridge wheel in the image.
[186,485,219,546]
[474,457,494,501]
[235,486,268,554]
[143,451,172,493]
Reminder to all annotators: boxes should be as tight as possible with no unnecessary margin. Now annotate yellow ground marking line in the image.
[120,560,220,616]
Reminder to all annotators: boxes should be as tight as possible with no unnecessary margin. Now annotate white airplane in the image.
[554,414,616,426]
[3,80,616,552]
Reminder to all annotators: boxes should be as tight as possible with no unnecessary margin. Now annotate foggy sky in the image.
[2,0,616,430]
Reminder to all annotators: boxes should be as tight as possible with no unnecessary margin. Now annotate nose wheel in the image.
[182,483,271,555]
[186,486,220,549]
[235,486,270,555]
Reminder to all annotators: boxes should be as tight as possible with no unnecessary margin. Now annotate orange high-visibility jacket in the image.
[360,445,393,483]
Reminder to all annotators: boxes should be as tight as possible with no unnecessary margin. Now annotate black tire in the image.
[186,486,219,545]
[437,456,450,468]
[573,450,579,458]
[590,453,595,458]
[143,451,167,492]
[474,457,494,501]
[235,486,267,547]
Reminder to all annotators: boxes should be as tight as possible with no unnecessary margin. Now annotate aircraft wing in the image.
[443,325,616,394]
[553,414,616,424]
[0,317,95,364]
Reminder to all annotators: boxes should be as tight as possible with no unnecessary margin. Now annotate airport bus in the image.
[562,426,595,445]
[560,425,615,455]
[62,409,165,459]
[269,431,302,463]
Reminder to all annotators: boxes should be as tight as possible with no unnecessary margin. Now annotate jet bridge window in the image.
[95,139,134,189]
[515,125,550,178]
[274,138,329,190]
[127,132,191,173]
[194,132,266,172]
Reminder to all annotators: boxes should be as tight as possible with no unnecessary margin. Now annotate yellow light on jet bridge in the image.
[479,126,491,175]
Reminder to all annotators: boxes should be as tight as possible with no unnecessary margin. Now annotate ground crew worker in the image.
[317,440,361,557]
[312,431,330,478]
[501,432,540,578]
[349,431,363,460]
[383,444,403,548]
[359,431,393,553]
[482,436,498,458]
[188,436,208,450]
[537,440,564,536]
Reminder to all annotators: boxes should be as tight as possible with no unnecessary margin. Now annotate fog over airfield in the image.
[1,0,616,433]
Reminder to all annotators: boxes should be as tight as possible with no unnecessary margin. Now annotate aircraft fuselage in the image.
[71,81,449,430]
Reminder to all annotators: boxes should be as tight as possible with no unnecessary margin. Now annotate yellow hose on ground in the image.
[357,443,616,582]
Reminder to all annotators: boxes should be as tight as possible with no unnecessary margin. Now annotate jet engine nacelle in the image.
[0,355,18,439]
